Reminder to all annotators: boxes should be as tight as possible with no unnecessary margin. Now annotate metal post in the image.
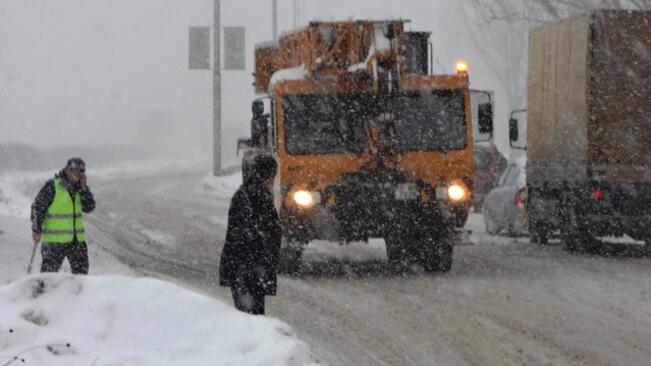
[293,0,297,28]
[213,0,222,175]
[272,0,278,41]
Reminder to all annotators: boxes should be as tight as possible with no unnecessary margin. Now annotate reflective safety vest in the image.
[42,178,86,244]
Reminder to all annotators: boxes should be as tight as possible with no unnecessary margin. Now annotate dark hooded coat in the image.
[218,172,282,296]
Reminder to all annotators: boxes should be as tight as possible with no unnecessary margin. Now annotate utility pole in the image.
[272,0,277,41]
[293,0,298,28]
[213,0,222,175]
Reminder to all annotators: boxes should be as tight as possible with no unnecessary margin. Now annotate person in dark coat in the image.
[31,157,95,274]
[219,155,281,315]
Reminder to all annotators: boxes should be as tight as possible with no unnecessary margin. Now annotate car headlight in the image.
[447,185,465,201]
[293,190,316,208]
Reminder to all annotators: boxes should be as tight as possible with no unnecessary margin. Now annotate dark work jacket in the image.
[219,178,282,296]
[31,171,95,237]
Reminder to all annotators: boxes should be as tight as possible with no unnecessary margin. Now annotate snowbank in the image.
[0,213,136,285]
[0,159,203,220]
[0,274,317,366]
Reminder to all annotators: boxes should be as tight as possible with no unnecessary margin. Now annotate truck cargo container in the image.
[520,10,651,250]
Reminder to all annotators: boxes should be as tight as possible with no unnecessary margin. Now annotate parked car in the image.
[483,156,527,236]
[473,142,508,211]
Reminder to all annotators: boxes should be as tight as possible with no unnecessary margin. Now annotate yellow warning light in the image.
[456,61,468,74]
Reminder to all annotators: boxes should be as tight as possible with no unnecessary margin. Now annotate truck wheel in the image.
[454,207,469,228]
[421,229,455,273]
[422,243,453,273]
[385,235,412,270]
[530,223,549,245]
[278,242,303,274]
[560,217,593,253]
[560,200,600,253]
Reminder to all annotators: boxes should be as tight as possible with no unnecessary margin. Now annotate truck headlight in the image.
[447,185,465,201]
[293,190,316,208]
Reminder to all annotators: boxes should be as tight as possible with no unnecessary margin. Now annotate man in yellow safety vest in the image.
[31,158,95,274]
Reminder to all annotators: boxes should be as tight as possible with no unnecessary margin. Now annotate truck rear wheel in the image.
[530,222,549,245]
[562,229,592,253]
[560,206,594,253]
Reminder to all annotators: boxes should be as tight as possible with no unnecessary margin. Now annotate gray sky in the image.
[0,0,509,166]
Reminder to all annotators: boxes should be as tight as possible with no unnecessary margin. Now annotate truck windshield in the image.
[283,89,466,155]
[394,89,467,152]
[283,93,370,155]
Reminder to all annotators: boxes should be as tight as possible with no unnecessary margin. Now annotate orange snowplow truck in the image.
[239,20,493,272]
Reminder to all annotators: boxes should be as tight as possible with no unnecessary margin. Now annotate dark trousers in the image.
[231,278,266,315]
[40,239,89,274]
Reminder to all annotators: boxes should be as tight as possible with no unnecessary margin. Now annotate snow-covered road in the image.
[83,170,651,365]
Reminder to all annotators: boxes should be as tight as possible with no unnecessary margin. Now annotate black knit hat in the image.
[65,157,86,172]
[252,155,277,181]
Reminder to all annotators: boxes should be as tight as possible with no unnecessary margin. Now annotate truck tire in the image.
[560,207,594,253]
[562,229,592,253]
[420,228,455,273]
[421,242,453,273]
[385,235,414,271]
[278,242,303,274]
[454,207,470,228]
[529,222,549,245]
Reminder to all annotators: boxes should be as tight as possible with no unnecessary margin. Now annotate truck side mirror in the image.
[478,103,493,134]
[251,117,268,147]
[252,100,264,118]
[509,118,519,142]
[251,100,267,146]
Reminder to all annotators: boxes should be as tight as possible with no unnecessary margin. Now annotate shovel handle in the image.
[27,241,38,274]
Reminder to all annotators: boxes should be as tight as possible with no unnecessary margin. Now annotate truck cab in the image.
[240,20,492,272]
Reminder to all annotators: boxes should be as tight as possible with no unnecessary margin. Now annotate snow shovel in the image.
[27,241,39,274]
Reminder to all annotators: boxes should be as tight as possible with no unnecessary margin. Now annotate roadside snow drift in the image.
[0,274,316,366]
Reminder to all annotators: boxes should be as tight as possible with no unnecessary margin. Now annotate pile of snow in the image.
[0,215,35,284]
[198,172,242,199]
[0,159,204,220]
[0,275,317,366]
[0,213,135,285]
